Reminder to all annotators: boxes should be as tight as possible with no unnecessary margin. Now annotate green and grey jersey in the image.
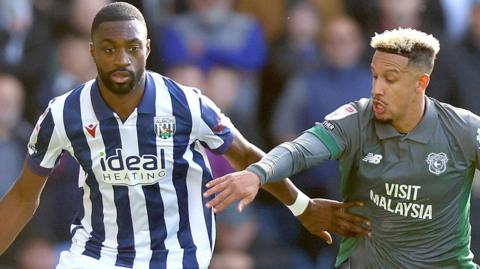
[307,97,480,268]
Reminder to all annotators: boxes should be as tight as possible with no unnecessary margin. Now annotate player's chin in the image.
[110,83,134,95]
[373,114,391,124]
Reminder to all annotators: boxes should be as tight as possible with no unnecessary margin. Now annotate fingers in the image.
[336,210,370,227]
[333,200,364,209]
[237,195,255,212]
[205,185,231,211]
[334,220,371,237]
[318,231,333,245]
[211,193,239,213]
[203,176,227,198]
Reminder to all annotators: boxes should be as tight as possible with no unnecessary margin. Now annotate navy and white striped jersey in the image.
[26,71,234,269]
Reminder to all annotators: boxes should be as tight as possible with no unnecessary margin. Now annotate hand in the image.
[297,199,371,244]
[203,170,260,213]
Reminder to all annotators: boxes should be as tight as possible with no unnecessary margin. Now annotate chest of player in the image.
[352,131,470,217]
[67,113,196,186]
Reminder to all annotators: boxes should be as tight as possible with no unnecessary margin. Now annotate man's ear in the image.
[90,42,96,63]
[417,73,430,93]
[146,38,151,58]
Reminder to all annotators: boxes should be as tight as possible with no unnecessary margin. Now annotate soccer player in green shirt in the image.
[204,28,480,268]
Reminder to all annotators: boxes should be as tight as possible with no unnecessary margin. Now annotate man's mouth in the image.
[373,99,386,114]
[110,71,132,84]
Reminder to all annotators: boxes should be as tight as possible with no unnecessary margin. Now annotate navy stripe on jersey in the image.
[92,85,137,267]
[71,187,86,237]
[137,74,169,268]
[27,110,56,176]
[199,98,233,154]
[164,78,199,268]
[190,144,214,249]
[64,85,105,260]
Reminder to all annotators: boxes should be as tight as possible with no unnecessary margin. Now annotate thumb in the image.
[237,196,254,212]
[319,231,333,245]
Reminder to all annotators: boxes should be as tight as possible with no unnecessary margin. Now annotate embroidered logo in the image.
[154,116,176,139]
[362,153,383,164]
[426,152,448,175]
[85,124,98,138]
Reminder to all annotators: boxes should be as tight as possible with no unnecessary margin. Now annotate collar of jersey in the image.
[374,97,438,144]
[90,72,156,120]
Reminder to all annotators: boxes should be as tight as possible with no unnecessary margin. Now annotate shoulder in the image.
[432,97,480,127]
[149,72,202,98]
[325,98,371,122]
[47,80,94,116]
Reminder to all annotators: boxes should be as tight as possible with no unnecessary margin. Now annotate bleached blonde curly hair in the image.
[371,28,440,74]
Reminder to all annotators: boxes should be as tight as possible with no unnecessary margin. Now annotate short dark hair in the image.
[370,28,440,74]
[91,2,147,39]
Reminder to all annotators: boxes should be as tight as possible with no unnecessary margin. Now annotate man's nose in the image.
[371,79,384,96]
[114,49,131,66]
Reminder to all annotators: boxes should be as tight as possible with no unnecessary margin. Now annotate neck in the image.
[98,75,146,122]
[392,96,425,133]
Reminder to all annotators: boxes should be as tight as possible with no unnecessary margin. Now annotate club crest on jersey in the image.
[426,152,448,175]
[154,116,176,139]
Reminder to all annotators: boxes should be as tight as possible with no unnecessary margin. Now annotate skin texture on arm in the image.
[0,162,48,255]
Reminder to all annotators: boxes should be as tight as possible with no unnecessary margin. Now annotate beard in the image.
[97,67,144,95]
[373,114,392,125]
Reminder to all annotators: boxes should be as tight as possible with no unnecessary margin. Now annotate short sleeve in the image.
[26,105,64,176]
[463,112,480,169]
[305,103,360,160]
[197,94,234,154]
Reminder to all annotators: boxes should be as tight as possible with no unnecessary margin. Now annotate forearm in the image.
[247,132,331,185]
[0,190,39,254]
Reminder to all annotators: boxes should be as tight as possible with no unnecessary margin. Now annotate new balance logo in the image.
[362,153,383,164]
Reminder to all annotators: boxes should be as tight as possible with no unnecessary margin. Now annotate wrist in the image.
[246,163,268,185]
[287,191,310,216]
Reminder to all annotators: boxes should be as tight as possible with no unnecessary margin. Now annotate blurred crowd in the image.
[2,0,480,268]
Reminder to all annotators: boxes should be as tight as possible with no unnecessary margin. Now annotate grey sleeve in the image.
[246,132,331,185]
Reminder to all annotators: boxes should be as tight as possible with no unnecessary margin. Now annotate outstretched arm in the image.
[204,130,371,242]
[0,162,48,254]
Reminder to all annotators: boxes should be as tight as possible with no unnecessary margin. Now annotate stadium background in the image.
[0,0,480,268]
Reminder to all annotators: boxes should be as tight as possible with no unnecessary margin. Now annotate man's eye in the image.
[129,46,139,52]
[104,48,114,53]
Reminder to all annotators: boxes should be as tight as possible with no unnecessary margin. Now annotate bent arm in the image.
[0,162,48,255]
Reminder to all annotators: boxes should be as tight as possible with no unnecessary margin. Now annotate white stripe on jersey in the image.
[181,83,214,268]
[153,74,184,267]
[78,82,118,267]
[116,109,151,269]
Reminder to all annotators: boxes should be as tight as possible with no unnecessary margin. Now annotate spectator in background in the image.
[269,16,371,267]
[0,74,30,199]
[0,0,54,122]
[345,0,445,49]
[68,0,110,37]
[429,1,480,113]
[159,0,267,143]
[259,1,323,147]
[440,0,472,42]
[35,35,97,114]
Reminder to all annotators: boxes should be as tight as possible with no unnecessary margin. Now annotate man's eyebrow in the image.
[100,38,143,44]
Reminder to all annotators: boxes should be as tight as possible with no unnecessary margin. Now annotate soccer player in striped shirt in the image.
[0,3,370,269]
